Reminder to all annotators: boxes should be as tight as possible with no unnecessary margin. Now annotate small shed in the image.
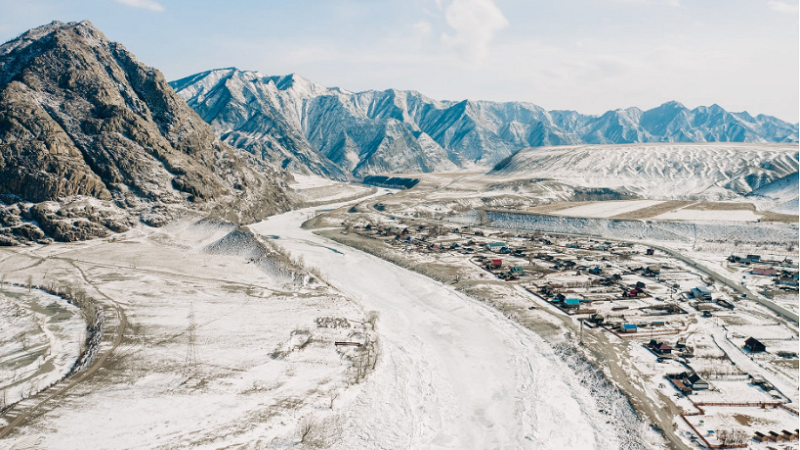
[744,337,766,353]
[645,266,661,276]
[564,298,581,309]
[490,259,503,268]
[646,248,655,255]
[486,242,506,251]
[747,254,761,262]
[622,324,638,333]
[752,267,778,276]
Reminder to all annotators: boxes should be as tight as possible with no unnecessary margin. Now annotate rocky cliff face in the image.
[172,68,799,179]
[0,21,293,245]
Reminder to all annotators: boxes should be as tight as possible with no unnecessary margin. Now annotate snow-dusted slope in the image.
[171,69,799,179]
[746,172,799,214]
[490,143,799,201]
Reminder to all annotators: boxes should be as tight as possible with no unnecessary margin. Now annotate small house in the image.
[486,242,506,251]
[490,259,503,269]
[645,266,661,276]
[691,286,712,301]
[654,343,672,354]
[747,254,761,262]
[621,324,637,333]
[744,337,766,353]
[510,266,524,276]
[687,373,709,390]
[563,298,581,309]
[588,266,602,275]
[752,267,778,276]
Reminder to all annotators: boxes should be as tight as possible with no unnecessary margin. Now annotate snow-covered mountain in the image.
[171,68,799,179]
[489,143,799,202]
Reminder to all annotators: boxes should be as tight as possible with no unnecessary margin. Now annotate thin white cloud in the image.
[114,0,165,12]
[767,0,799,14]
[440,0,508,63]
[412,21,433,38]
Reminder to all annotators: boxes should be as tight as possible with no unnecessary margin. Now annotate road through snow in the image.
[251,207,623,450]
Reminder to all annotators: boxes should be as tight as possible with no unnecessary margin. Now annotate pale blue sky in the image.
[1,0,798,122]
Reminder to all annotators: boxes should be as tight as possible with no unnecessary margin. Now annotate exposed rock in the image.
[0,21,295,244]
[172,69,799,179]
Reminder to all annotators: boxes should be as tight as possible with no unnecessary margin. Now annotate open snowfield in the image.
[290,173,376,205]
[654,209,761,222]
[489,143,799,201]
[250,208,639,450]
[684,405,798,447]
[551,200,664,218]
[0,193,651,450]
[0,286,85,412]
[0,217,374,449]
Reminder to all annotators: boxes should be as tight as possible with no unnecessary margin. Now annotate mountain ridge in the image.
[0,22,294,244]
[171,68,799,179]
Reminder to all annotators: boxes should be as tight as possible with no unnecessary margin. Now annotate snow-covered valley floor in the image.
[250,208,632,450]
[0,193,644,450]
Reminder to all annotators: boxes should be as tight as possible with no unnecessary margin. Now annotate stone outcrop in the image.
[0,21,294,243]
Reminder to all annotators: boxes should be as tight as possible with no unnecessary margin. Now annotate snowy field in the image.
[250,207,644,449]
[655,208,761,222]
[0,286,85,411]
[290,174,375,204]
[0,218,372,448]
[551,200,664,218]
[684,405,798,447]
[489,143,799,201]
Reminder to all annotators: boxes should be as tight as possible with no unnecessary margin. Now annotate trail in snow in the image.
[251,208,624,450]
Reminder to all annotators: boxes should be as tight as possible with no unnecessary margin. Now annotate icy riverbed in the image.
[251,207,631,450]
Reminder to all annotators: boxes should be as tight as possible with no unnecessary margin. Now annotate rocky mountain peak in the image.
[0,21,293,245]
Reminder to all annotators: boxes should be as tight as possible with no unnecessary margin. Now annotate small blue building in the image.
[622,324,638,333]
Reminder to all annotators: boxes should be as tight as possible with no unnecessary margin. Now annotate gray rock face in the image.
[0,21,294,243]
[172,69,799,179]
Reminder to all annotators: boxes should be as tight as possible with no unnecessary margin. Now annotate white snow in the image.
[249,207,627,449]
[490,143,799,201]
[654,209,761,222]
[551,200,664,218]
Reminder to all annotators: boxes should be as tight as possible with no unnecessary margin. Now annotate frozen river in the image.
[251,204,623,450]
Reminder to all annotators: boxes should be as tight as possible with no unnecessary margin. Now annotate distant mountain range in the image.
[171,68,799,179]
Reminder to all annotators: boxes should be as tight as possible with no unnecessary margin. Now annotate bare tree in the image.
[329,390,339,409]
[298,417,317,444]
[366,311,379,331]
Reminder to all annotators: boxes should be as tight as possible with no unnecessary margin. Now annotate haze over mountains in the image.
[171,68,799,179]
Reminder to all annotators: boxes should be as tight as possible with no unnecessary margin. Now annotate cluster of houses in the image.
[480,257,525,281]
[728,253,799,289]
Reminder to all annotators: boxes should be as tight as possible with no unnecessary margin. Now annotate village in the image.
[337,217,800,450]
